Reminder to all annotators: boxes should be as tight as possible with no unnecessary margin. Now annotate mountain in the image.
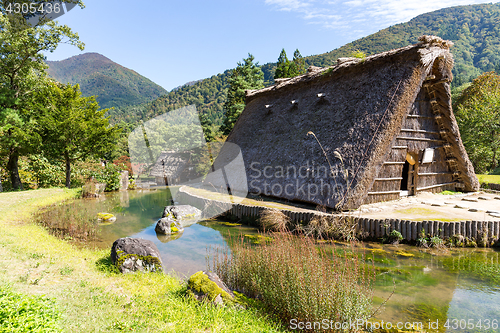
[110,3,500,127]
[45,53,168,109]
[303,3,500,86]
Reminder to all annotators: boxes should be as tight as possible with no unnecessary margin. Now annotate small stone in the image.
[431,203,442,207]
[490,213,500,218]
[462,198,478,202]
[487,210,500,215]
[478,196,490,200]
[454,205,469,209]
[495,197,500,200]
[468,208,479,212]
[444,202,454,205]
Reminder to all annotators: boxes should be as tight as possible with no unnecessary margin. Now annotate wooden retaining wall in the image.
[176,187,500,242]
[351,217,500,241]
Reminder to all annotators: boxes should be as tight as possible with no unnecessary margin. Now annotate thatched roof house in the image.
[150,151,191,185]
[207,36,479,210]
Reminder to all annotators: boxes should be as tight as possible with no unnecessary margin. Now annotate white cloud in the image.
[264,0,490,35]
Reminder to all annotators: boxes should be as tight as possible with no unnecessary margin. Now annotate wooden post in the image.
[472,221,477,240]
[422,221,429,237]
[369,219,375,238]
[395,219,401,234]
[444,222,450,238]
[416,222,422,240]
[390,219,396,234]
[411,221,417,240]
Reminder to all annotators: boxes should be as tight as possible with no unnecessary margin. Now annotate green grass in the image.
[477,174,500,184]
[0,284,60,332]
[0,188,285,332]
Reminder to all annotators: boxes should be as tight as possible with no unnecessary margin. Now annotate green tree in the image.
[454,71,500,173]
[0,1,84,190]
[35,82,119,188]
[274,48,290,79]
[221,54,264,135]
[289,49,306,77]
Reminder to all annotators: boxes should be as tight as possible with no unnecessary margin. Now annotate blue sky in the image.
[45,0,492,91]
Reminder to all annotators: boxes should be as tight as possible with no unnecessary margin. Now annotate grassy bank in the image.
[477,174,500,184]
[0,188,284,332]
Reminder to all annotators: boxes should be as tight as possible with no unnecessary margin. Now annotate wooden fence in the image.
[351,217,500,241]
[176,187,500,242]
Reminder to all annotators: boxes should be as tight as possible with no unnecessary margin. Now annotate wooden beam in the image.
[416,182,456,191]
[374,177,403,181]
[383,161,405,165]
[397,137,445,142]
[406,115,435,119]
[418,172,453,176]
[400,129,441,135]
[392,146,408,149]
[367,190,402,195]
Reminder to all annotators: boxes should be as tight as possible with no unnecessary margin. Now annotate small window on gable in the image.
[422,148,434,164]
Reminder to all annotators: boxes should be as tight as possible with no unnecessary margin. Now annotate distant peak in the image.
[47,52,114,64]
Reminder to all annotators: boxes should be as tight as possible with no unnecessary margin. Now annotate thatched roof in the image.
[149,151,190,179]
[206,35,479,210]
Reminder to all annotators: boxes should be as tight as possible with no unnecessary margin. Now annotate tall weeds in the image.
[34,200,100,242]
[209,232,374,332]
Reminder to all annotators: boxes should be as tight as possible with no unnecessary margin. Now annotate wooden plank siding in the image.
[364,88,456,204]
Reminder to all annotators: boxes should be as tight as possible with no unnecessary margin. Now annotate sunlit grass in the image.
[477,174,500,184]
[0,188,285,332]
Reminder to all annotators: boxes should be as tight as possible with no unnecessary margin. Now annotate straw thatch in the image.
[150,151,191,185]
[207,35,479,210]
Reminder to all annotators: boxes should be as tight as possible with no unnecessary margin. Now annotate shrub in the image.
[385,230,403,244]
[430,236,444,248]
[209,232,374,331]
[301,214,358,241]
[259,209,289,232]
[72,160,122,191]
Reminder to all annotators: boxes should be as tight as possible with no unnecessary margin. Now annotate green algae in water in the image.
[439,252,500,284]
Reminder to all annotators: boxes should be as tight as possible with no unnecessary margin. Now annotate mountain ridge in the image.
[46,53,168,109]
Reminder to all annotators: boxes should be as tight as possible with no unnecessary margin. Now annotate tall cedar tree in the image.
[274,48,290,79]
[0,1,84,190]
[454,71,500,172]
[221,54,264,135]
[289,49,306,77]
[35,82,119,188]
[274,48,306,79]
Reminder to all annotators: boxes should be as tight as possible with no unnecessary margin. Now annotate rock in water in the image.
[155,217,184,235]
[162,205,202,225]
[187,271,234,306]
[111,238,163,273]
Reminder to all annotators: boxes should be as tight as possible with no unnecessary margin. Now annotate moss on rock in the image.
[187,271,234,305]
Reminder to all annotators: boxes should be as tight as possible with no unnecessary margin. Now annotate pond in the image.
[38,188,500,332]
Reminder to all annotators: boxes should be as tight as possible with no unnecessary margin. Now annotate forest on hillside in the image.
[107,3,500,131]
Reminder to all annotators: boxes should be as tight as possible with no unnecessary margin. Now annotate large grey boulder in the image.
[110,238,163,273]
[155,216,184,235]
[162,205,202,227]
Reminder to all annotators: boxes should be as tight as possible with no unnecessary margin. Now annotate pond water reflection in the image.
[43,188,500,331]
